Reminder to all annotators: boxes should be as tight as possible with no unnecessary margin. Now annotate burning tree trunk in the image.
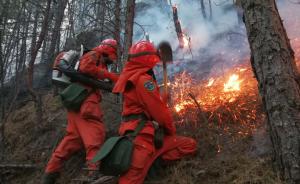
[172,5,185,48]
[241,1,300,183]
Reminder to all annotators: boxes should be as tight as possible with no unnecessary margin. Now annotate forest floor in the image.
[0,91,284,184]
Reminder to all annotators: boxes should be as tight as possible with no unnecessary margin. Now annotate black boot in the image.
[42,172,59,184]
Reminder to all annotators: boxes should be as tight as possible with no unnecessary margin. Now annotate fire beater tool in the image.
[158,41,173,99]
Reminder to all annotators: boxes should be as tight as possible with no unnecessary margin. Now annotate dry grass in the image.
[145,149,283,184]
[2,93,284,184]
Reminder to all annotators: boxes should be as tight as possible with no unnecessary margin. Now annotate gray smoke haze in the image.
[134,0,240,57]
[133,0,300,81]
[278,0,300,39]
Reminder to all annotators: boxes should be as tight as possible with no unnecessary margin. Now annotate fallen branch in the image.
[0,163,38,169]
[188,92,208,124]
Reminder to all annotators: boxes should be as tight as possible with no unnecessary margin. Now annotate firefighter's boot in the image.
[42,172,59,184]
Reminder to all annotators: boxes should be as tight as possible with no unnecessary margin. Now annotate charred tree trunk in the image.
[241,1,300,183]
[124,0,135,62]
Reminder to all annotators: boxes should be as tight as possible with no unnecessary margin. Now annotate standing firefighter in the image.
[42,39,119,184]
[113,41,197,184]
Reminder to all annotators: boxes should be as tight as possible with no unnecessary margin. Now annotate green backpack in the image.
[92,120,146,176]
[59,83,91,111]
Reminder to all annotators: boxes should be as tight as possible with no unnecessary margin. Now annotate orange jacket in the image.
[79,51,118,83]
[113,61,176,136]
[78,50,119,115]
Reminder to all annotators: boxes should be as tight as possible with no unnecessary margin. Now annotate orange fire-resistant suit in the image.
[113,41,197,184]
[45,40,119,174]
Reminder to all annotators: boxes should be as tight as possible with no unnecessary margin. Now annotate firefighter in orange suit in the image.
[42,39,119,184]
[113,41,197,184]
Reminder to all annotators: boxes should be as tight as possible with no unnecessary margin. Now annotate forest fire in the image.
[169,36,300,153]
[164,0,300,144]
[167,6,300,139]
[170,64,263,138]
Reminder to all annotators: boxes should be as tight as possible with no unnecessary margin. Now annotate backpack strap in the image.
[122,113,148,137]
[131,119,146,137]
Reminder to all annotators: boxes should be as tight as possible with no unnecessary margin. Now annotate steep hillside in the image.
[0,90,283,184]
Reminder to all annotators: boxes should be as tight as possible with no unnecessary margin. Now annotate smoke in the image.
[133,0,300,81]
[134,0,241,56]
[278,0,300,39]
[277,0,300,62]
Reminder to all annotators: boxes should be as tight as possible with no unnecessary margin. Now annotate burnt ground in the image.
[0,91,283,184]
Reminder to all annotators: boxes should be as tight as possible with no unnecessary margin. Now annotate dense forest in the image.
[0,0,300,183]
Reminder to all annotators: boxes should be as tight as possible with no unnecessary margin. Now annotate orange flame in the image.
[206,78,215,87]
[169,64,262,137]
[168,35,300,152]
[223,74,242,92]
[183,36,189,48]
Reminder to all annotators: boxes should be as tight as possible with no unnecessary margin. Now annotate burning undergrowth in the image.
[170,62,264,144]
[168,34,300,156]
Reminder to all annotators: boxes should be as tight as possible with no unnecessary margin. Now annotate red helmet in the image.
[93,38,117,61]
[128,41,160,68]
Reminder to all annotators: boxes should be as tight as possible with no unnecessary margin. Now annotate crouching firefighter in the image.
[112,41,197,184]
[42,39,119,184]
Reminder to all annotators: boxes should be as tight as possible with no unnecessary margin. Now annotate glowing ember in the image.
[175,101,193,112]
[175,105,182,113]
[223,74,242,92]
[217,145,222,153]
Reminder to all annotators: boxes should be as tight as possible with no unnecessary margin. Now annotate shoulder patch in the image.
[144,81,155,91]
